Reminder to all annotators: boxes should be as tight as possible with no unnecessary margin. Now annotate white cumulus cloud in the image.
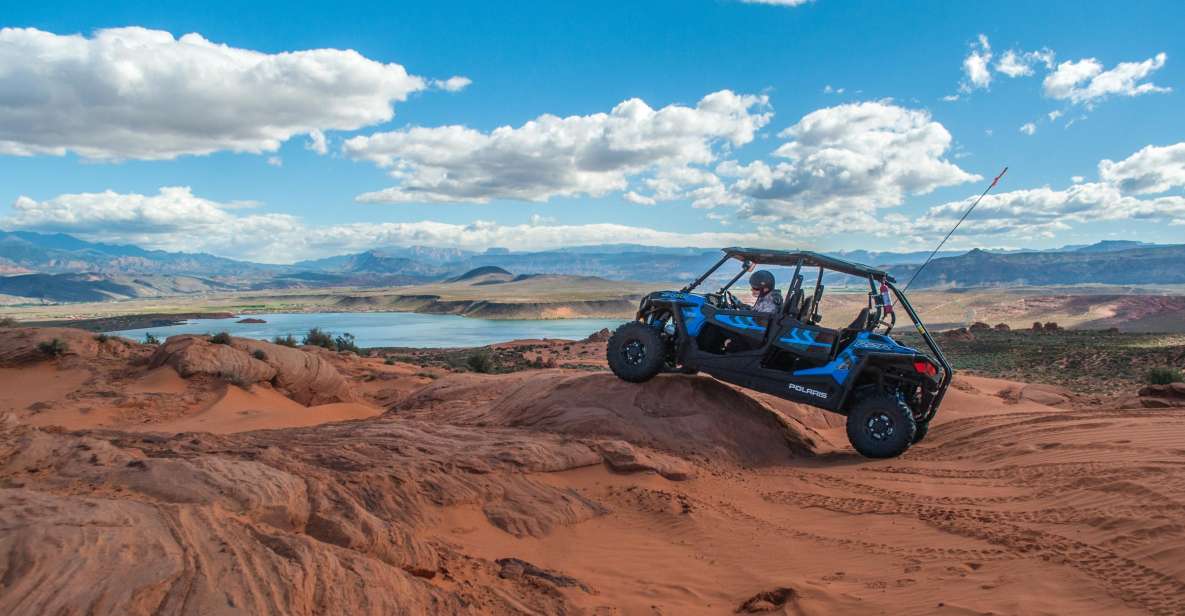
[1098,142,1185,195]
[2,187,788,263]
[0,26,453,160]
[912,142,1185,240]
[431,76,472,92]
[623,191,658,205]
[1043,52,1170,106]
[344,90,771,204]
[1019,122,1036,136]
[306,130,329,156]
[920,182,1185,238]
[960,34,993,92]
[723,101,979,223]
[950,36,1167,112]
[995,48,1055,78]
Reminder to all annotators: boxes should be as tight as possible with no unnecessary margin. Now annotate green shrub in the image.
[209,332,232,345]
[272,334,298,347]
[252,349,268,361]
[0,316,18,328]
[38,338,68,357]
[94,333,110,343]
[220,371,253,389]
[299,328,360,353]
[302,327,335,349]
[143,332,160,345]
[384,356,397,365]
[466,349,495,374]
[1147,367,1184,385]
[333,333,360,354]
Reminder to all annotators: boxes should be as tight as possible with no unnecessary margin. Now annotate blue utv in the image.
[606,247,953,459]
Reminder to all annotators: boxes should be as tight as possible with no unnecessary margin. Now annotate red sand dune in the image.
[1,328,1185,614]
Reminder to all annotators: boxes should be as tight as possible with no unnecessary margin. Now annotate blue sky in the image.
[1,0,1183,262]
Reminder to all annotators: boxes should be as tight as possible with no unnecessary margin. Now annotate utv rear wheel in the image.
[845,393,916,458]
[607,322,667,383]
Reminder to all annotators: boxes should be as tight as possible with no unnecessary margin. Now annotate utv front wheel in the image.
[845,394,916,458]
[911,420,930,444]
[607,322,667,383]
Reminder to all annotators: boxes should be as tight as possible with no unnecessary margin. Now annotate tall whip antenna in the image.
[904,167,1008,291]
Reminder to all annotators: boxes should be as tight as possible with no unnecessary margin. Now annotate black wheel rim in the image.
[621,339,646,366]
[866,412,895,441]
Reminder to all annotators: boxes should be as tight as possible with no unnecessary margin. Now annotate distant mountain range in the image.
[1,229,1182,303]
[0,230,278,278]
[0,272,237,302]
[892,245,1185,288]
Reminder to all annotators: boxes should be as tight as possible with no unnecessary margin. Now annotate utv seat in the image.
[782,288,804,320]
[797,297,812,322]
[846,307,871,331]
[836,307,872,352]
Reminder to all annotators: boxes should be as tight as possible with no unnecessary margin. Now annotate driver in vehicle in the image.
[745,270,783,314]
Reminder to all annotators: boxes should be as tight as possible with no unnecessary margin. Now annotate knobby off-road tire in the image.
[911,420,930,444]
[607,322,667,383]
[845,393,917,458]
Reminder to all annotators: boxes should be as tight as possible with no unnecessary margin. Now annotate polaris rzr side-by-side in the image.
[606,247,953,458]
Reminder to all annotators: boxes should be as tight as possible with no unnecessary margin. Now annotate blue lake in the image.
[107,312,625,348]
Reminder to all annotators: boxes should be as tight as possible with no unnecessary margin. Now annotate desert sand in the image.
[2,327,1184,615]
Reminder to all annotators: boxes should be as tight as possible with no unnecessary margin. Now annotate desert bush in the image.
[384,356,397,365]
[94,333,110,343]
[333,333,360,354]
[38,338,68,357]
[209,332,232,345]
[466,349,495,374]
[1147,367,1184,385]
[252,349,268,361]
[272,334,298,347]
[143,332,161,345]
[302,327,335,349]
[220,371,254,389]
[0,316,17,328]
[416,371,439,380]
[300,328,360,353]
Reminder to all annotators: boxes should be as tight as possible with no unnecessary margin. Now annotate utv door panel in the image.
[772,324,836,362]
[703,306,772,342]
